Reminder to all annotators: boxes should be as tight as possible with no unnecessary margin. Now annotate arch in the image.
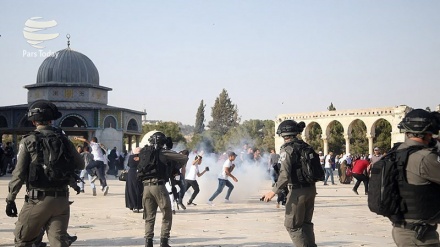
[104,115,117,129]
[370,118,392,153]
[347,118,365,136]
[304,121,322,139]
[326,120,344,155]
[303,121,323,151]
[275,105,411,154]
[348,119,368,155]
[127,118,139,132]
[370,118,392,137]
[60,114,88,128]
[0,115,7,128]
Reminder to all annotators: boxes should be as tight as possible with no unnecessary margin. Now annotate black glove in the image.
[205,167,209,171]
[73,185,81,195]
[6,200,18,217]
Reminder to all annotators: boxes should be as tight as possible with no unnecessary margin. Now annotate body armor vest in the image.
[400,182,440,220]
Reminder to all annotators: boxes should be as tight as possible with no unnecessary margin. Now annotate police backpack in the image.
[292,141,325,184]
[368,143,423,218]
[29,130,76,186]
[137,145,167,181]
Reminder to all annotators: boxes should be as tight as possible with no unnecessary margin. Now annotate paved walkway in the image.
[0,174,397,247]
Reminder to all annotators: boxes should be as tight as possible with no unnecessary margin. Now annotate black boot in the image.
[160,238,171,247]
[145,238,153,247]
[67,235,77,246]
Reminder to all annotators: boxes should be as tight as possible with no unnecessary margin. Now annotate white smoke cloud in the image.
[178,149,270,205]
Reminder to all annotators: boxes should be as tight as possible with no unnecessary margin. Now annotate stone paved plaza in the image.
[0,173,398,247]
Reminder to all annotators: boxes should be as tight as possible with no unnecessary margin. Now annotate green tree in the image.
[221,119,274,152]
[349,120,368,155]
[221,125,252,151]
[374,119,392,152]
[327,121,344,154]
[208,89,239,136]
[194,100,205,134]
[206,129,225,153]
[260,120,275,152]
[179,123,194,137]
[189,119,276,153]
[327,102,336,111]
[307,123,323,152]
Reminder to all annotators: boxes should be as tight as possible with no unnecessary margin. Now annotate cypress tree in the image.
[194,100,205,134]
[208,89,239,135]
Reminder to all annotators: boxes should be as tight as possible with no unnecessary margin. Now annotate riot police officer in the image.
[140,131,188,247]
[5,100,84,247]
[392,109,440,246]
[263,119,317,247]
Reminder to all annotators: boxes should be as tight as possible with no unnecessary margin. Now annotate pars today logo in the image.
[22,17,60,58]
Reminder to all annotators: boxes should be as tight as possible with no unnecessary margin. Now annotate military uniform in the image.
[392,139,440,247]
[272,138,317,247]
[142,148,188,245]
[7,125,84,247]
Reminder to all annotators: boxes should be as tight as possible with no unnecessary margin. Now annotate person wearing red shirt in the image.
[352,156,370,195]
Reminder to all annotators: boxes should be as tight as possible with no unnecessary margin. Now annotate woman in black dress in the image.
[125,147,143,212]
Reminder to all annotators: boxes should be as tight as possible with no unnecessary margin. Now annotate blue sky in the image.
[1,1,439,125]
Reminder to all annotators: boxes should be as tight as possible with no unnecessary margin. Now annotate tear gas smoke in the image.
[175,150,271,204]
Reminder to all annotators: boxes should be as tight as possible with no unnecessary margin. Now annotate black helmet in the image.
[277,120,305,137]
[398,109,437,134]
[148,131,167,146]
[27,100,62,122]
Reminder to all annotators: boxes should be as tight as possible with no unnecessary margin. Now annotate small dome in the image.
[36,48,99,85]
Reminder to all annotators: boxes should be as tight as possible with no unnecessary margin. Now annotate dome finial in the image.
[66,34,71,48]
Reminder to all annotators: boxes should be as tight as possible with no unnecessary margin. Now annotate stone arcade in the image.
[275,105,430,154]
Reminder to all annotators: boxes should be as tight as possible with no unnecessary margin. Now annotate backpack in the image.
[368,143,423,218]
[292,141,325,184]
[137,145,167,181]
[29,130,76,184]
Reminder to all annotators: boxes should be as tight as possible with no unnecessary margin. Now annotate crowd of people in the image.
[317,148,384,194]
[74,137,131,196]
[4,99,440,247]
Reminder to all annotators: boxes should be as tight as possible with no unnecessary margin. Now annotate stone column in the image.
[322,138,328,154]
[135,135,139,147]
[127,135,133,152]
[344,134,351,154]
[366,134,374,155]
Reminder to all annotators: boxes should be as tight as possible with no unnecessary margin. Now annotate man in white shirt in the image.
[182,155,208,206]
[207,151,239,205]
[75,137,109,196]
[323,151,336,185]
